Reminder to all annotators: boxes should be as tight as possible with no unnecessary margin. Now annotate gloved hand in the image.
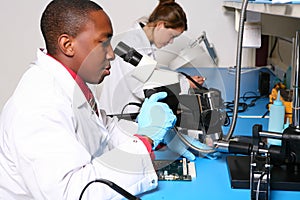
[163,129,221,160]
[137,92,177,149]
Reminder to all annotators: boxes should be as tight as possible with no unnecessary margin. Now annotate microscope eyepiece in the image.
[114,41,143,66]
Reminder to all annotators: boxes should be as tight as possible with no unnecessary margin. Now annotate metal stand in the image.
[226,155,300,191]
[250,152,270,200]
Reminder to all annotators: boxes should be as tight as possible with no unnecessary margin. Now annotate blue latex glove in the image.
[163,129,221,160]
[137,92,177,149]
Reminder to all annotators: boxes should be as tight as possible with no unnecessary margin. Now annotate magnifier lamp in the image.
[168,31,218,71]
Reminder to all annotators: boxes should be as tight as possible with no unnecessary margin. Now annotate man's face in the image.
[73,10,115,84]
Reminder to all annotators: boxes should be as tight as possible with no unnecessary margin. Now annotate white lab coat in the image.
[98,20,189,115]
[0,49,157,200]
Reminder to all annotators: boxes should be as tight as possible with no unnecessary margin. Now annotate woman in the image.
[99,0,205,115]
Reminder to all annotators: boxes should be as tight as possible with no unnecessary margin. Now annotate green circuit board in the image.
[153,158,193,181]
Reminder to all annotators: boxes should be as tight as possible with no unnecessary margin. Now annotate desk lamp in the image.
[168,31,218,71]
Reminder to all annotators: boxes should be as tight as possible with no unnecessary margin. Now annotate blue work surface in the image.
[141,157,300,200]
[139,97,300,200]
[223,96,270,137]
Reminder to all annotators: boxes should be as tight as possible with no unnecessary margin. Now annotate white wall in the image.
[0,1,50,111]
[0,0,238,111]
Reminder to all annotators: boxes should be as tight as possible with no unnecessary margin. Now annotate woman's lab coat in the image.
[98,20,189,115]
[0,49,157,200]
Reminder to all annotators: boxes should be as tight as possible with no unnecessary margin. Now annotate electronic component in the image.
[153,158,195,181]
[258,72,270,96]
[250,152,270,200]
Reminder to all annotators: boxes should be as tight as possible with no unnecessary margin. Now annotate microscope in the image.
[114,41,227,147]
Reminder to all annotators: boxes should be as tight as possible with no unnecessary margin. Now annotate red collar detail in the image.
[47,53,99,115]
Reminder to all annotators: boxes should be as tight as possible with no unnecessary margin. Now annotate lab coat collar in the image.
[35,48,76,100]
[34,49,94,116]
[131,21,157,58]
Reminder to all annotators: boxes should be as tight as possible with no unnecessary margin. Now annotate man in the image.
[0,0,176,199]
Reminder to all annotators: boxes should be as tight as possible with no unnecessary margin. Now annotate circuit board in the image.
[153,158,195,181]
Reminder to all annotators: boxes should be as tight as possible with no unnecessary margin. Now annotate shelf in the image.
[223,1,300,19]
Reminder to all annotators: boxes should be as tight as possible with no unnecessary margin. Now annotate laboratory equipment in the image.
[168,31,218,70]
[115,6,300,198]
[188,31,218,66]
[153,158,194,181]
[114,41,226,147]
[267,90,285,146]
[214,0,300,199]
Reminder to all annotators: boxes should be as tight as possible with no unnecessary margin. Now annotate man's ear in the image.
[58,34,74,57]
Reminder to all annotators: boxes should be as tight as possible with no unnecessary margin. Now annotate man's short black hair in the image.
[40,0,103,55]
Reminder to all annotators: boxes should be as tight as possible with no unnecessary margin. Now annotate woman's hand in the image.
[189,76,206,89]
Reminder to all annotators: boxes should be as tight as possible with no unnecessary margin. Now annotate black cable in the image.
[241,91,260,101]
[224,101,248,113]
[179,72,208,91]
[262,109,269,118]
[241,92,267,107]
[223,112,231,126]
[269,37,278,58]
[277,38,283,62]
[120,102,142,118]
[79,179,141,200]
[225,92,266,114]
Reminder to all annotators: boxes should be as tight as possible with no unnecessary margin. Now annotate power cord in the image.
[179,72,209,91]
[224,101,248,114]
[107,102,141,121]
[120,102,142,118]
[225,92,267,116]
[79,179,141,200]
